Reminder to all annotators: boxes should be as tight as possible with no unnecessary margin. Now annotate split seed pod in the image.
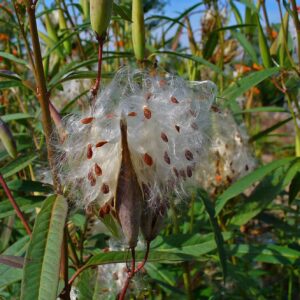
[115,118,142,248]
[90,0,113,37]
[57,67,216,247]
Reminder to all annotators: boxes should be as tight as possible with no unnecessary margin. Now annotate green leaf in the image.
[0,154,37,179]
[249,117,292,142]
[213,24,255,32]
[0,118,17,158]
[289,172,300,204]
[232,31,258,63]
[0,196,44,219]
[221,67,280,101]
[0,236,29,289]
[230,160,300,226]
[0,70,21,81]
[215,157,296,215]
[145,15,185,27]
[230,244,300,265]
[21,195,68,300]
[113,3,131,22]
[7,180,52,194]
[1,113,34,122]
[0,80,23,90]
[203,32,218,60]
[86,232,232,267]
[235,106,287,113]
[153,51,223,74]
[198,190,227,279]
[0,52,29,67]
[146,263,184,295]
[76,268,98,300]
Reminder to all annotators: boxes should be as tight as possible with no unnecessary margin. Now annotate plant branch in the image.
[0,173,32,235]
[26,0,61,192]
[290,0,300,70]
[91,34,105,102]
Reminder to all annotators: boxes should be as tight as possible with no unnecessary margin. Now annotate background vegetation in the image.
[0,0,300,299]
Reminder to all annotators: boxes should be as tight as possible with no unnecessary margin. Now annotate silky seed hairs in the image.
[57,66,217,245]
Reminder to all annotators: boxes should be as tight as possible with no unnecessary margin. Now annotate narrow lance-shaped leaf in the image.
[197,189,227,280]
[215,157,296,215]
[21,195,68,300]
[0,118,17,159]
[256,13,272,68]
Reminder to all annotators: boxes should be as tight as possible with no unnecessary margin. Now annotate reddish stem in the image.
[119,243,150,300]
[91,34,105,102]
[0,173,32,235]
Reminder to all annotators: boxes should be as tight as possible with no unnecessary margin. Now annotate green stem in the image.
[290,0,300,71]
[182,262,193,300]
[276,0,297,70]
[213,0,224,92]
[26,0,61,191]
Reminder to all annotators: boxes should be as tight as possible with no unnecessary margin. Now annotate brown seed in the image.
[191,122,198,130]
[81,117,94,124]
[159,79,167,87]
[170,96,179,104]
[143,107,152,119]
[185,150,193,161]
[103,203,110,214]
[96,141,108,148]
[87,144,93,159]
[95,163,102,176]
[161,132,168,142]
[190,110,197,117]
[173,167,179,178]
[175,125,180,132]
[164,151,171,164]
[145,92,153,101]
[187,166,193,177]
[143,153,153,166]
[101,183,109,194]
[128,111,137,117]
[211,105,221,113]
[99,206,106,218]
[179,169,186,180]
[88,170,96,186]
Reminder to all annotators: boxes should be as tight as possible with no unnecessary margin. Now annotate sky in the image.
[147,0,300,47]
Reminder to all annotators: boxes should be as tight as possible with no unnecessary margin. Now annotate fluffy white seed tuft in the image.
[56,67,217,209]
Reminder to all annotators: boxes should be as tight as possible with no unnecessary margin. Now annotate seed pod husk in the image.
[115,118,142,248]
[140,201,166,242]
[90,0,113,37]
[132,0,145,61]
[0,118,17,159]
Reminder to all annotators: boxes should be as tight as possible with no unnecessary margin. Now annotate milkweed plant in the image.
[3,0,300,299]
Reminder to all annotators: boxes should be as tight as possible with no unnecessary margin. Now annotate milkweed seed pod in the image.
[195,108,256,195]
[90,0,113,37]
[57,67,216,247]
